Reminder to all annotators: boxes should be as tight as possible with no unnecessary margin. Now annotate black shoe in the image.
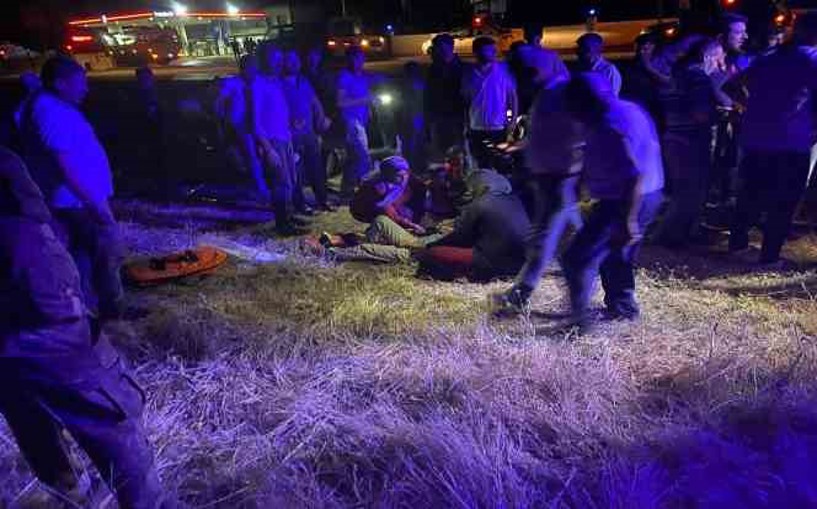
[297,205,316,216]
[489,286,532,317]
[319,231,334,249]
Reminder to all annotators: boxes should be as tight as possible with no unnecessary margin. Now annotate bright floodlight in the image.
[226,2,240,15]
[171,1,188,15]
[378,93,393,106]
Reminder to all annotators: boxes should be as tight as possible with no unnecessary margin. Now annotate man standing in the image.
[721,13,752,74]
[623,33,672,129]
[0,147,166,507]
[576,33,622,97]
[282,49,333,212]
[729,13,817,266]
[561,74,664,330]
[425,33,465,157]
[337,45,374,200]
[461,36,517,169]
[257,42,306,235]
[19,56,123,327]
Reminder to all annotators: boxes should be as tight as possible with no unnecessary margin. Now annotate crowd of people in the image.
[3,10,817,504]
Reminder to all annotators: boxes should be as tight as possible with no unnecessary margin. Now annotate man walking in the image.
[561,74,664,330]
[461,36,517,169]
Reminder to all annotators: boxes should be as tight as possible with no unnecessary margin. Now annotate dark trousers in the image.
[516,174,582,290]
[52,209,124,322]
[729,150,811,262]
[294,133,328,207]
[0,323,164,508]
[468,129,506,170]
[562,191,663,318]
[429,115,465,158]
[658,129,712,245]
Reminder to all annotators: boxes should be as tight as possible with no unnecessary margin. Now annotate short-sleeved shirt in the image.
[218,76,292,142]
[336,69,372,126]
[21,92,113,210]
[584,99,664,200]
[739,45,817,153]
[462,63,516,131]
[591,58,623,97]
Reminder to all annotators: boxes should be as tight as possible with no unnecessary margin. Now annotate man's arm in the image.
[56,153,114,223]
[428,204,479,247]
[609,64,623,97]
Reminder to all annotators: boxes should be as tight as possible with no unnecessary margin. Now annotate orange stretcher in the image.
[125,246,228,287]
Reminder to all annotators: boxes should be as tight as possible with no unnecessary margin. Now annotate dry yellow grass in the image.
[3,201,817,507]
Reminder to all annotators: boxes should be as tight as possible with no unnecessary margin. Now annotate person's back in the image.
[585,99,664,200]
[740,45,817,153]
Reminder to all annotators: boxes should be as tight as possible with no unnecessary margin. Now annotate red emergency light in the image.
[473,15,484,28]
[70,35,94,42]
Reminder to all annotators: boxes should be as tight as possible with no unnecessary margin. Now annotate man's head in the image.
[284,49,301,76]
[258,41,283,77]
[40,56,88,105]
[794,11,817,46]
[306,46,323,73]
[380,155,410,184]
[239,54,259,81]
[721,14,749,53]
[346,45,365,73]
[473,36,497,65]
[19,71,41,96]
[431,33,455,64]
[577,33,604,68]
[524,23,544,47]
[634,33,657,60]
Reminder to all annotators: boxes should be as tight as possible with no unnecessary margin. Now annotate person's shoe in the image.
[317,203,338,213]
[297,205,316,216]
[490,287,531,317]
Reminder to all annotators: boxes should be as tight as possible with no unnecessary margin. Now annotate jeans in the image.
[342,120,371,199]
[294,132,328,207]
[562,191,663,319]
[365,215,443,249]
[468,129,506,170]
[52,208,124,322]
[658,129,712,245]
[517,175,582,290]
[729,150,811,262]
[261,138,297,227]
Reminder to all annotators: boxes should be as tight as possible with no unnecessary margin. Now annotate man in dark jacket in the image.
[425,34,465,157]
[0,147,166,507]
[421,169,530,281]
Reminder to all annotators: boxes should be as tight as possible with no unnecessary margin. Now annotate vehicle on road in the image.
[326,17,390,59]
[420,15,524,55]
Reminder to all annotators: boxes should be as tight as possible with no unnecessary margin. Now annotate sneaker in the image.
[489,288,531,317]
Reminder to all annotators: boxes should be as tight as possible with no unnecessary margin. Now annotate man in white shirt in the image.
[561,73,664,331]
[19,56,123,324]
[461,36,518,169]
[577,33,622,97]
[257,42,308,235]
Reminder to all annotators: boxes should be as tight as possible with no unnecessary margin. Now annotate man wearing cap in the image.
[0,146,167,507]
[576,33,622,96]
[560,74,664,330]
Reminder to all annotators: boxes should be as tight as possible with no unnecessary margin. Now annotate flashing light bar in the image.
[68,10,265,26]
